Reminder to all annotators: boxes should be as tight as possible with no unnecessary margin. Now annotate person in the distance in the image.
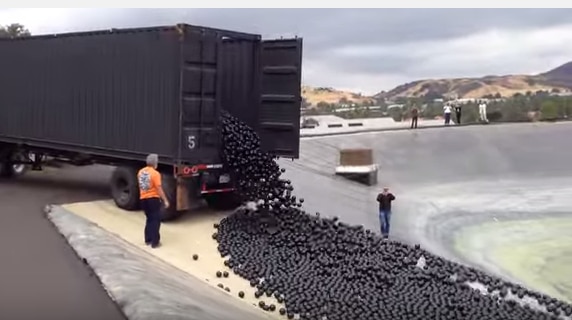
[410,106,419,129]
[376,187,396,239]
[443,104,453,125]
[479,101,489,123]
[454,104,462,125]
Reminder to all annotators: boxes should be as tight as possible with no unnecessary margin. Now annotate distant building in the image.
[447,97,503,105]
[455,98,479,104]
[550,91,572,97]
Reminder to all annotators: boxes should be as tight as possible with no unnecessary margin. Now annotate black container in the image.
[0,24,302,168]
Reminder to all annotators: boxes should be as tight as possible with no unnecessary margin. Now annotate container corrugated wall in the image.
[0,28,182,162]
[177,26,223,165]
[0,25,302,164]
[220,38,260,130]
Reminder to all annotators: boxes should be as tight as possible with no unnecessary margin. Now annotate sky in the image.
[1,8,572,95]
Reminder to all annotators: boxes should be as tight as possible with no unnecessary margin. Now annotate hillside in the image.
[302,86,375,107]
[375,61,572,100]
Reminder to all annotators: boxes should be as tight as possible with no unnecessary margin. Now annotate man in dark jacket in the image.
[410,107,419,129]
[454,105,462,125]
[376,187,396,239]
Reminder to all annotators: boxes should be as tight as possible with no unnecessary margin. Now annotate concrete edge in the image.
[301,123,446,137]
[44,204,127,319]
[300,119,572,138]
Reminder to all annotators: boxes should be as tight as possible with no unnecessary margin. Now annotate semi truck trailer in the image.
[0,23,302,221]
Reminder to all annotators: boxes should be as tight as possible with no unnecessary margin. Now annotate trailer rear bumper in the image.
[200,185,235,195]
[174,163,224,177]
[173,163,237,211]
[199,170,236,195]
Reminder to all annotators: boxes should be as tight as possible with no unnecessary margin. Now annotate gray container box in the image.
[0,24,302,168]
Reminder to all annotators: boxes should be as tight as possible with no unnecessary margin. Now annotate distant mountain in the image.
[375,61,572,101]
[302,86,375,107]
[540,61,572,88]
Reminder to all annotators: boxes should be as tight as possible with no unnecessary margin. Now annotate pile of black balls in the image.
[218,112,572,320]
[220,111,295,207]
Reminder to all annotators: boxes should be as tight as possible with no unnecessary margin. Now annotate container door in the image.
[177,26,222,166]
[257,38,303,158]
[219,36,259,129]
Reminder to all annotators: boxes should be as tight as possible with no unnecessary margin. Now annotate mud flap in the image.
[176,177,191,212]
[175,177,203,212]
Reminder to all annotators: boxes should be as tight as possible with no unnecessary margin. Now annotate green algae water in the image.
[454,217,572,303]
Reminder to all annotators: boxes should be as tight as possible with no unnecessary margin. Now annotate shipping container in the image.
[0,24,303,220]
[220,36,302,157]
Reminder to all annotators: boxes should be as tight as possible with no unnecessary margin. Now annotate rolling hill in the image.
[302,86,375,107]
[375,61,572,101]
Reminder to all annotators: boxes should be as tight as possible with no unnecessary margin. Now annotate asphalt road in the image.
[0,165,124,320]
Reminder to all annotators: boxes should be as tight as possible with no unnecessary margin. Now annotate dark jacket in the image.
[377,193,395,211]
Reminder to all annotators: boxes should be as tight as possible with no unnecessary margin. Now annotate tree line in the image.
[305,91,572,124]
[0,23,31,38]
[418,92,572,124]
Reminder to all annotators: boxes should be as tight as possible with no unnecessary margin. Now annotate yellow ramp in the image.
[62,200,283,317]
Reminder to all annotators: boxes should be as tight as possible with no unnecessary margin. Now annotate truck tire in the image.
[0,153,28,178]
[204,192,242,211]
[0,162,13,178]
[160,174,184,222]
[110,166,140,211]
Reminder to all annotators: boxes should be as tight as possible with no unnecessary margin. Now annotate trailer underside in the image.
[0,143,241,221]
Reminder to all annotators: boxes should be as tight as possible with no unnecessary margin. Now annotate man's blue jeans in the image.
[379,209,391,236]
[141,198,162,246]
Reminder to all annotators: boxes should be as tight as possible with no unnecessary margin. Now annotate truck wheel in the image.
[0,153,28,178]
[0,162,13,178]
[0,162,28,178]
[10,163,28,176]
[110,166,140,211]
[160,174,184,222]
[204,192,242,211]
